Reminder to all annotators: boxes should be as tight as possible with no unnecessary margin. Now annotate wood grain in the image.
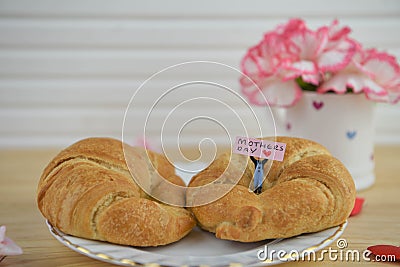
[0,146,399,266]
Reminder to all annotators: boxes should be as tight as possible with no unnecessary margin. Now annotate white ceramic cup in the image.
[273,91,375,191]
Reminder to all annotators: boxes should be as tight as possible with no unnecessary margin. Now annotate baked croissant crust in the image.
[37,137,195,247]
[187,136,356,242]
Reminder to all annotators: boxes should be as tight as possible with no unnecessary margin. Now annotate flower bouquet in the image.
[239,18,399,190]
[240,18,400,107]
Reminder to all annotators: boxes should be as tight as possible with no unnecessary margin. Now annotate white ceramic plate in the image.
[47,162,347,266]
[47,220,346,267]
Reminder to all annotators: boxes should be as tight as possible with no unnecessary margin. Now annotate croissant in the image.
[187,136,356,242]
[37,137,195,247]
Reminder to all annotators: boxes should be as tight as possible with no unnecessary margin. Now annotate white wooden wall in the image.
[0,0,399,148]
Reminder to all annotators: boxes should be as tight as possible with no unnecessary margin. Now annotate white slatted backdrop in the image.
[0,0,399,148]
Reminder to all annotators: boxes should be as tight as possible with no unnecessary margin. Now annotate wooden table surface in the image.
[0,146,399,266]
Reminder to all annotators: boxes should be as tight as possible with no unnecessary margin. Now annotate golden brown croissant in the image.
[187,136,356,242]
[37,137,195,247]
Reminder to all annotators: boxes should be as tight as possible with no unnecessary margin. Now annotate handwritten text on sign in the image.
[233,136,286,161]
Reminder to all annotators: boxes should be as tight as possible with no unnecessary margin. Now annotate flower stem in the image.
[295,77,318,92]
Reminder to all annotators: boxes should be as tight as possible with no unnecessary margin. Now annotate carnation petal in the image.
[255,78,302,107]
[0,237,23,256]
[318,73,351,93]
[241,51,261,76]
[346,76,369,93]
[241,45,276,77]
[362,79,388,95]
[326,19,352,41]
[363,54,400,86]
[318,42,355,72]
[289,60,317,74]
[301,73,320,85]
[276,18,306,36]
[239,18,400,106]
[364,92,386,102]
[240,75,302,107]
[364,90,394,103]
[0,226,5,243]
[0,226,23,256]
[288,29,320,60]
[387,92,400,104]
[240,76,267,106]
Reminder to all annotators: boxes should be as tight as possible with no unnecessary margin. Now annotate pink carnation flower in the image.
[240,18,400,107]
[280,19,356,83]
[240,19,306,107]
[0,226,23,258]
[319,47,400,103]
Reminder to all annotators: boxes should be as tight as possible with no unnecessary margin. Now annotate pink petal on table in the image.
[0,226,5,243]
[367,245,400,261]
[0,226,23,256]
[350,197,365,216]
[0,237,23,256]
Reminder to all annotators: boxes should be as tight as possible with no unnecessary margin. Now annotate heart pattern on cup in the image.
[286,122,292,131]
[346,131,357,140]
[312,100,324,110]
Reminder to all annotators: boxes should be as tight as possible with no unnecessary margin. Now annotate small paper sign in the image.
[233,136,286,161]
